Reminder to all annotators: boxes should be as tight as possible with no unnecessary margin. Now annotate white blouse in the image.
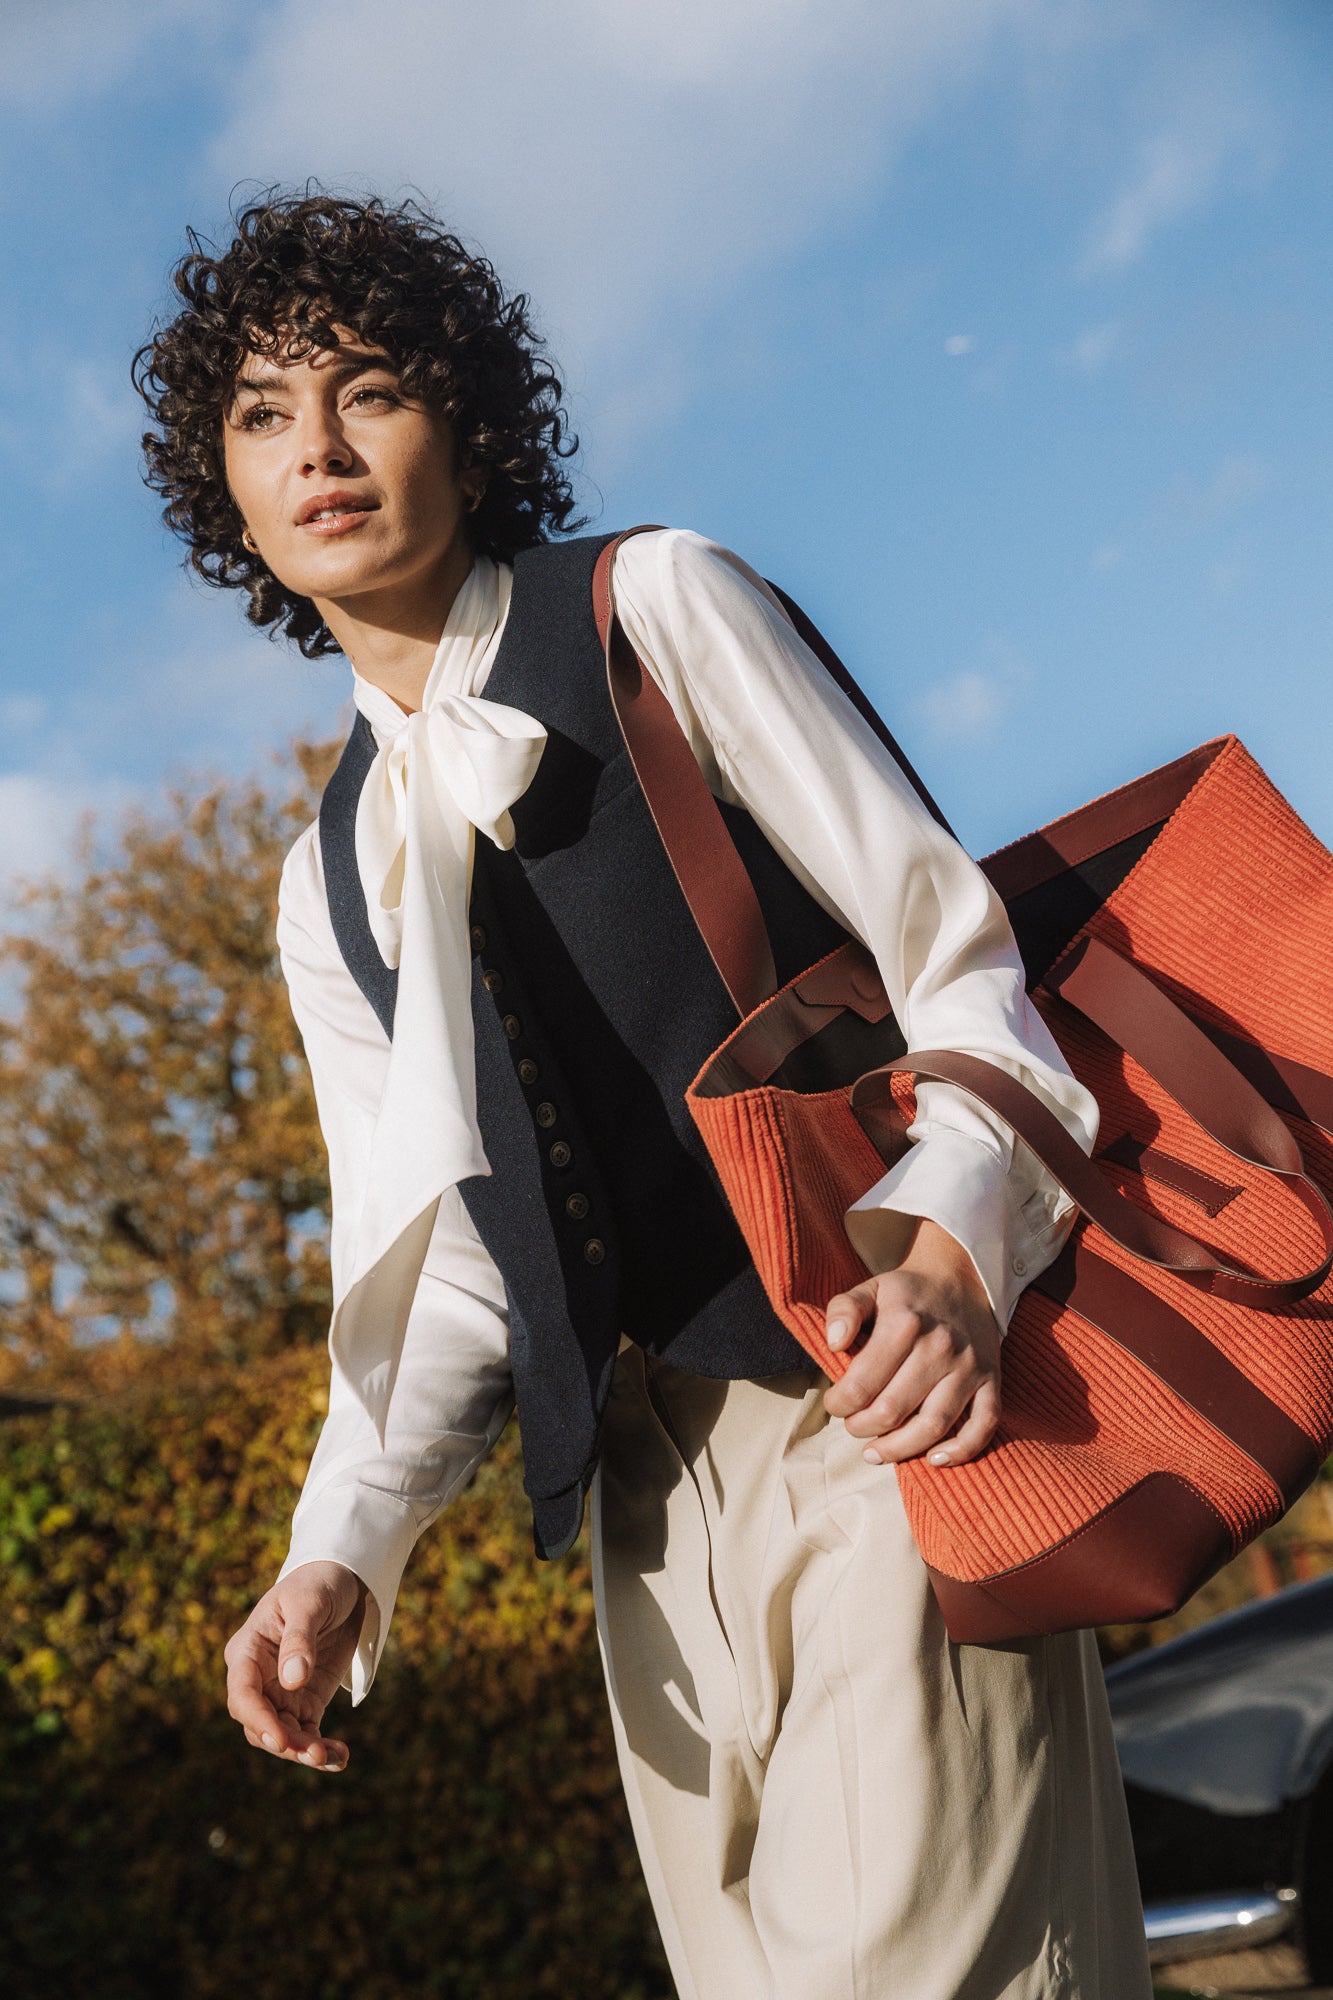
[274,528,1099,1704]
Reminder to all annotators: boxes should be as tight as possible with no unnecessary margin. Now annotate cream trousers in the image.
[589,1344,1153,2000]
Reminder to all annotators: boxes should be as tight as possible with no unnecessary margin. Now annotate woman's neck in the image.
[315,540,475,715]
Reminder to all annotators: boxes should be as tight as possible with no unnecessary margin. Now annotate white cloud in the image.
[913,669,1007,739]
[1163,452,1270,526]
[0,771,135,893]
[206,0,1057,450]
[1084,131,1215,275]
[913,632,1034,739]
[1080,52,1269,277]
[944,333,976,356]
[1070,320,1119,372]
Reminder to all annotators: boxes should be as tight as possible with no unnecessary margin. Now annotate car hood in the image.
[1105,1573,1333,1815]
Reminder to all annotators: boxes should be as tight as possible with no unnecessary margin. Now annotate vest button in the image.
[482,968,504,994]
[564,1192,589,1220]
[470,924,486,953]
[517,1058,539,1085]
[583,1237,606,1266]
[535,1101,557,1129]
[502,1013,522,1040]
[548,1140,573,1169]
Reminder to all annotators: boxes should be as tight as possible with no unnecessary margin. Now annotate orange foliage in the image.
[0,740,341,1397]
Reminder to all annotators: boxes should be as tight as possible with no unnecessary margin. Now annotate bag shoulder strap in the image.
[591,526,952,1016]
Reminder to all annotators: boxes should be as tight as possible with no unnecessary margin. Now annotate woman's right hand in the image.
[224,1559,368,1772]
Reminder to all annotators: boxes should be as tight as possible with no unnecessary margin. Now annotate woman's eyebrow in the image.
[232,354,398,397]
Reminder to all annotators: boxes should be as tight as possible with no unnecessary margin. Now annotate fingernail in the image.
[862,1446,881,1464]
[827,1319,852,1352]
[928,1450,951,1466]
[261,1733,279,1752]
[280,1656,306,1688]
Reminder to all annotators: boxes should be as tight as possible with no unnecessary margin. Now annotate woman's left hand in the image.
[822,1217,1002,1467]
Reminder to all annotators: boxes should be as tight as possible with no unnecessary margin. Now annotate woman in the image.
[136,193,1151,1998]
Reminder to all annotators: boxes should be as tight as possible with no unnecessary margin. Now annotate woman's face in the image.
[221,329,477,617]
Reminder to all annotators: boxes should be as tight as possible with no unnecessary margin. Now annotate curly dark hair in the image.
[133,191,583,657]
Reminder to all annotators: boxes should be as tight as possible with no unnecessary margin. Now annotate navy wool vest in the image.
[318,532,855,1558]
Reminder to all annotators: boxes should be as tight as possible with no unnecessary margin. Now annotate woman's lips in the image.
[299,505,377,537]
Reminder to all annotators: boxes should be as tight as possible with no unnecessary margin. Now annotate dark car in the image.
[1106,1571,1333,1978]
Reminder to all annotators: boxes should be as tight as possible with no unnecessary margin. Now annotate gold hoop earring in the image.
[241,529,259,554]
[465,490,483,515]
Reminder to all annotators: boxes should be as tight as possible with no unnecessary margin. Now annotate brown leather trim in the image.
[852,1047,1333,1304]
[1192,1018,1333,1139]
[980,739,1227,903]
[925,1473,1233,1642]
[593,530,778,1017]
[1048,935,1304,1174]
[1098,1133,1243,1218]
[1034,1241,1320,1501]
[690,942,896,1097]
[793,943,890,1017]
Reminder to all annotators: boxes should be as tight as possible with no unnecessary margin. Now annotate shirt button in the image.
[482,968,504,994]
[564,1192,590,1220]
[535,1101,557,1129]
[470,924,487,954]
[583,1237,606,1266]
[548,1140,572,1169]
[1012,1256,1027,1277]
[517,1058,539,1085]
[502,1014,522,1040]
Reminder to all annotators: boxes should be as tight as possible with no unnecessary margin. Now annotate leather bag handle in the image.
[850,942,1333,1306]
[594,527,776,1016]
[592,528,953,1017]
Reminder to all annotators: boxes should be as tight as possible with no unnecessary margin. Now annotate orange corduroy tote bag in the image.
[593,529,1333,1643]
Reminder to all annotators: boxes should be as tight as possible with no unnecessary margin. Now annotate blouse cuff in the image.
[843,1128,1066,1330]
[276,1482,420,1706]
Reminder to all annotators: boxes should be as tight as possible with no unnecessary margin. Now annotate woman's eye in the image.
[348,386,397,408]
[240,404,281,431]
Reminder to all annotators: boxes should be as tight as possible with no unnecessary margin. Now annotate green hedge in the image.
[0,1350,670,1999]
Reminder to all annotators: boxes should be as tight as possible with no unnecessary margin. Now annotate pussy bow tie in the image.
[353,688,548,969]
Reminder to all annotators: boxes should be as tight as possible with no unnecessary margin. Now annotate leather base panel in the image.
[926,1473,1233,1643]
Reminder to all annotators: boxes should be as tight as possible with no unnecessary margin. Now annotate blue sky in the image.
[0,0,1329,897]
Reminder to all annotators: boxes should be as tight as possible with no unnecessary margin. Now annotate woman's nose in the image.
[298,406,354,475]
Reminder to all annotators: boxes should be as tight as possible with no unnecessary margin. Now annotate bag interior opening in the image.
[1002,821,1166,989]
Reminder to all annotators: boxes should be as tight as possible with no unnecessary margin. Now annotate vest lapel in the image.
[319,710,398,1039]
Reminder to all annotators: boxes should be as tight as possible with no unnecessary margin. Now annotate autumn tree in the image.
[0,738,342,1399]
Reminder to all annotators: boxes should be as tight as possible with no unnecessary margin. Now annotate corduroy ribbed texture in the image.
[686,737,1333,1620]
